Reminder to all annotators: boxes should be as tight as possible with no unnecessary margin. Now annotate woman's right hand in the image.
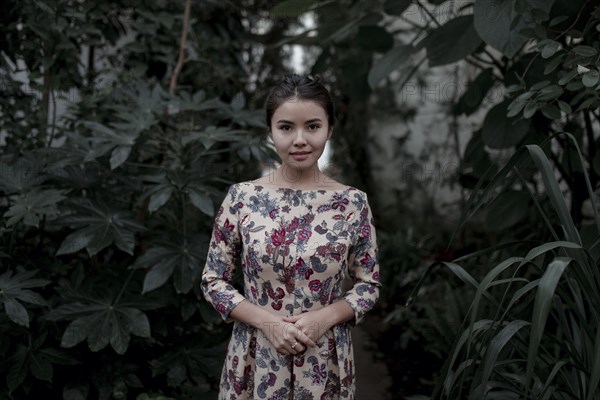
[260,317,317,355]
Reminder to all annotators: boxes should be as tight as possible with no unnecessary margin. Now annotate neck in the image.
[268,164,326,187]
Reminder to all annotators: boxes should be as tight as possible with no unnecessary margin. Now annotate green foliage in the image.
[0,270,49,327]
[284,0,600,398]
[0,0,288,398]
[415,141,600,399]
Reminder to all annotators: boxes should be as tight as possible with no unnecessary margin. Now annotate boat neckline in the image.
[245,180,354,192]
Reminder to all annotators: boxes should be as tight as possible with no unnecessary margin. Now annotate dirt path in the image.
[353,325,392,399]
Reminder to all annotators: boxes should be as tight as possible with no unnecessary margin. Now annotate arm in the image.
[200,184,246,323]
[283,192,381,338]
[200,184,316,352]
[341,191,381,326]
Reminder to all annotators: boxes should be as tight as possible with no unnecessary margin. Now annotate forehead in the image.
[272,98,327,121]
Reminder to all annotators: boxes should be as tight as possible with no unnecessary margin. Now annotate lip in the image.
[291,152,310,161]
[290,152,311,155]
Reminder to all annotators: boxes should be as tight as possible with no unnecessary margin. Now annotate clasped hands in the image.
[263,309,334,356]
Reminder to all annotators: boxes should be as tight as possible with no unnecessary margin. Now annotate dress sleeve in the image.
[200,184,246,323]
[342,191,381,326]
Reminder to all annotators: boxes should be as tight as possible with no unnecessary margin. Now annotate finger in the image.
[296,330,317,348]
[277,347,288,356]
[289,341,304,353]
[283,315,301,323]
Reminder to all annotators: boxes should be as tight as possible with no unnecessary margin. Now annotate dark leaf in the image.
[367,45,415,88]
[474,0,555,57]
[486,190,530,230]
[482,99,531,148]
[357,25,394,51]
[421,15,483,67]
[455,68,495,115]
[7,346,28,392]
[4,299,29,327]
[384,0,412,15]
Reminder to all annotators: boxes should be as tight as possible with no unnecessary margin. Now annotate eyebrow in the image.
[276,118,323,124]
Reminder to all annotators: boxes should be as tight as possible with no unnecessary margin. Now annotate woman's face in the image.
[268,98,332,171]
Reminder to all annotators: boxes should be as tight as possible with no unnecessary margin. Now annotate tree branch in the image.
[169,0,192,95]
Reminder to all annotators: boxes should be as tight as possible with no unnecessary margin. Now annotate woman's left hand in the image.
[282,309,335,345]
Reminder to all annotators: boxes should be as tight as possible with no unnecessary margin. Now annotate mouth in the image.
[290,152,311,155]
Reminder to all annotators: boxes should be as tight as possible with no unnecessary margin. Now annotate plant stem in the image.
[114,270,135,305]
[169,0,192,95]
[415,0,441,28]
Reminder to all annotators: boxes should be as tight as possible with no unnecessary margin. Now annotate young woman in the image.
[201,74,381,399]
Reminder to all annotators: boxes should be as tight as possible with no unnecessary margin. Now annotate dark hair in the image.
[264,74,335,131]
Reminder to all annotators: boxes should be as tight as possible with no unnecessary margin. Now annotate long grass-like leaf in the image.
[469,258,524,339]
[526,257,572,394]
[523,241,582,260]
[560,131,600,236]
[443,320,494,395]
[525,145,581,245]
[539,360,568,398]
[406,261,486,308]
[475,320,530,398]
[448,145,530,248]
[514,168,561,242]
[586,326,600,400]
[451,240,541,263]
[504,279,540,311]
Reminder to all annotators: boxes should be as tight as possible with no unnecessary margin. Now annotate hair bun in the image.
[283,73,301,85]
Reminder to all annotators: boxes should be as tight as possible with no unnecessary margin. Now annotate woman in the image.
[201,74,381,399]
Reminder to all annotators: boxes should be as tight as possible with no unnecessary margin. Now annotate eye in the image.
[308,124,321,130]
[279,125,291,131]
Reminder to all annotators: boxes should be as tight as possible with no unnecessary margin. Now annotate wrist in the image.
[317,307,338,329]
[256,310,282,332]
[320,300,354,327]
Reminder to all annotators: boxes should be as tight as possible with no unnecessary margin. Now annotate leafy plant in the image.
[412,136,600,399]
[0,270,49,328]
[0,0,292,398]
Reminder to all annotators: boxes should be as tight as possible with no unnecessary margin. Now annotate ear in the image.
[327,127,333,140]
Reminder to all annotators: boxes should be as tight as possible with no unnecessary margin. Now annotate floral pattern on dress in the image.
[201,181,381,399]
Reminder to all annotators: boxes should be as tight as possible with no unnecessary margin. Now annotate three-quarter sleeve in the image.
[342,191,381,326]
[201,184,246,323]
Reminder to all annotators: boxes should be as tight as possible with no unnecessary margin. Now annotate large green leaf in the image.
[367,45,416,89]
[455,68,496,116]
[181,126,247,150]
[187,184,214,217]
[80,116,145,170]
[0,269,49,328]
[55,197,146,256]
[474,0,556,58]
[131,235,207,294]
[482,99,531,149]
[4,189,67,227]
[485,190,530,230]
[421,15,483,67]
[48,281,155,355]
[0,158,48,195]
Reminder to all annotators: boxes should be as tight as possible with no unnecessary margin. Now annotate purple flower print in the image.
[297,229,312,241]
[309,279,322,292]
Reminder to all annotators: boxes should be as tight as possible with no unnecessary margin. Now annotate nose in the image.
[293,129,308,145]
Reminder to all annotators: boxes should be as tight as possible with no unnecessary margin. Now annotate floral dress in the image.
[201,181,381,399]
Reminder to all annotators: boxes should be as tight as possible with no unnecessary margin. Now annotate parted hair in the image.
[264,74,335,131]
